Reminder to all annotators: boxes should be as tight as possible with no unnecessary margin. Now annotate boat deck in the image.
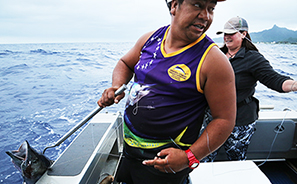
[37,112,123,184]
[47,123,111,177]
[37,109,297,184]
[190,160,271,184]
[258,160,297,184]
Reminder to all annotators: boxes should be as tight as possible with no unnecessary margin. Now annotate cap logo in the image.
[239,19,242,28]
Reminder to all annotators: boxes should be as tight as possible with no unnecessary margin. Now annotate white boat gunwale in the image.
[37,108,297,184]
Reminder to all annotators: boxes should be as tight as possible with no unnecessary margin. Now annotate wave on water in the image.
[2,63,29,74]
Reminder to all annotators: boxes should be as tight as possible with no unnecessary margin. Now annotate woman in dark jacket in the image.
[203,16,297,161]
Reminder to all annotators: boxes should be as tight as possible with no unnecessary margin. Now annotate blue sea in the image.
[0,42,297,183]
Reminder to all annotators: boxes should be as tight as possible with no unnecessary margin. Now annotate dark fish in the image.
[6,140,51,184]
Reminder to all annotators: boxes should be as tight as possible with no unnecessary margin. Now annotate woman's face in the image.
[224,31,245,50]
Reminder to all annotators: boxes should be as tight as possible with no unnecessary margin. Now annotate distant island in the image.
[212,25,297,44]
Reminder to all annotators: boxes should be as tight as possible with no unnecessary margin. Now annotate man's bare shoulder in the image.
[202,45,233,76]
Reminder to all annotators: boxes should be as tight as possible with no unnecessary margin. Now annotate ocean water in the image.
[0,42,133,183]
[0,42,296,183]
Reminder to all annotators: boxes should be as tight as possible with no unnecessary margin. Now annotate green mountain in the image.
[212,25,297,44]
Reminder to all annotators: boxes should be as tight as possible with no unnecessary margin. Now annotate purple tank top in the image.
[124,25,217,145]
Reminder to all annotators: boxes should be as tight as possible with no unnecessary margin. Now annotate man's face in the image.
[171,0,217,42]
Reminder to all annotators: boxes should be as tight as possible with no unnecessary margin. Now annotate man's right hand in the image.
[97,86,126,107]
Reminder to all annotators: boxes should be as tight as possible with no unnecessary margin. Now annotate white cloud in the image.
[0,0,296,44]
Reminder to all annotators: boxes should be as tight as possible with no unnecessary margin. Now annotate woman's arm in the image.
[282,80,297,92]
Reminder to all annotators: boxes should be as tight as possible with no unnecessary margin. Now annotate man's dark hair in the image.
[166,0,172,10]
[166,0,184,11]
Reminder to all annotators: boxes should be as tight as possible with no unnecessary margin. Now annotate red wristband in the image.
[185,149,200,169]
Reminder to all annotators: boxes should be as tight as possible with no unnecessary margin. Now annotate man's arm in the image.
[191,45,236,160]
[97,31,153,107]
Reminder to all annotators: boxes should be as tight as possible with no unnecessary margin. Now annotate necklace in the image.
[227,52,235,58]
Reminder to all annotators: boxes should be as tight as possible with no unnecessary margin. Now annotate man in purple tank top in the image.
[98,0,236,183]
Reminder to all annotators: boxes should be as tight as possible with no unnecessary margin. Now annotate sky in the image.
[1,0,297,44]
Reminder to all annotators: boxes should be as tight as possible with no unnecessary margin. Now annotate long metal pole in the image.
[43,84,127,154]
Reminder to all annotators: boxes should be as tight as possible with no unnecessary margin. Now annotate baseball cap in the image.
[216,16,248,35]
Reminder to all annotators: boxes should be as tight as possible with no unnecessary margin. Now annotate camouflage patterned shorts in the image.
[201,108,256,162]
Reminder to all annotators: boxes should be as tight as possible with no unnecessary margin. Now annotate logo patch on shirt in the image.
[168,64,191,82]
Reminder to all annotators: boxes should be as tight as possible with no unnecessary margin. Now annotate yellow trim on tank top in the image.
[161,26,206,58]
[195,43,218,93]
[124,123,192,149]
